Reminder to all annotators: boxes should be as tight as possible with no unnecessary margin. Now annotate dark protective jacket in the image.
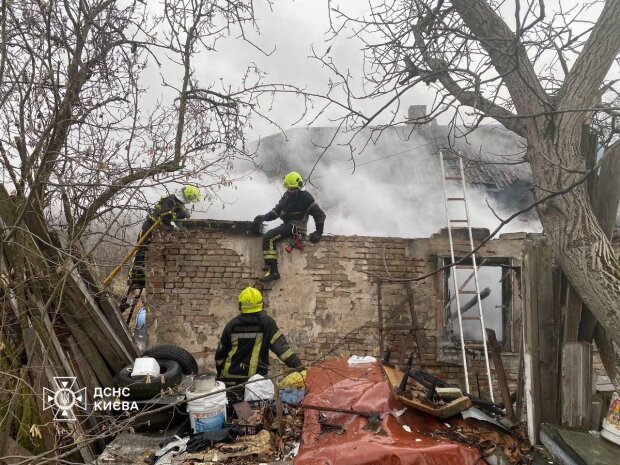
[148,194,191,226]
[263,190,326,234]
[214,311,302,386]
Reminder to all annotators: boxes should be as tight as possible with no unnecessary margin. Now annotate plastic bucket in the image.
[131,357,160,377]
[601,392,620,445]
[193,374,216,392]
[186,381,227,433]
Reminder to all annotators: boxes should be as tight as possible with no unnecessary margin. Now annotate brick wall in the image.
[147,220,532,399]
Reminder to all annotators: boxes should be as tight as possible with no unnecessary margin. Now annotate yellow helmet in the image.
[238,287,263,314]
[282,171,304,190]
[182,184,201,203]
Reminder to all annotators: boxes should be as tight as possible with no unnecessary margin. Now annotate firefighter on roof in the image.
[252,171,326,283]
[128,184,201,288]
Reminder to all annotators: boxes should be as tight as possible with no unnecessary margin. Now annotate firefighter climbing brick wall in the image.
[128,185,201,288]
[252,171,326,283]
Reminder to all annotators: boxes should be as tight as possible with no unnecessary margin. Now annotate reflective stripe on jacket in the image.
[148,194,190,225]
[214,311,301,384]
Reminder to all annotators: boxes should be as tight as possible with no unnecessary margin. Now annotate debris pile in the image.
[141,400,303,465]
[97,355,533,465]
[0,189,137,460]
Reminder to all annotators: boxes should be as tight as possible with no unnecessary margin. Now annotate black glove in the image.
[250,215,264,234]
[309,231,322,243]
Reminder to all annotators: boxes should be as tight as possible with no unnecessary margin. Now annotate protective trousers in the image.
[262,223,295,261]
[129,217,156,285]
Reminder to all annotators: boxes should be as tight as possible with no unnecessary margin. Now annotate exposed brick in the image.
[147,220,529,397]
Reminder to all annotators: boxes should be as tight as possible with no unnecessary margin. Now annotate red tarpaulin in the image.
[295,356,484,465]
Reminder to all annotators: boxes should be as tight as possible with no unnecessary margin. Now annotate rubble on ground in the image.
[109,355,534,465]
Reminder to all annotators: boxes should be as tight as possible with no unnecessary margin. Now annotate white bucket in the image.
[131,357,160,378]
[186,381,227,433]
[193,374,217,392]
[601,392,620,445]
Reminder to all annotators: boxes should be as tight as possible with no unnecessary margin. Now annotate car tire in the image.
[114,359,183,400]
[131,405,188,433]
[143,344,199,375]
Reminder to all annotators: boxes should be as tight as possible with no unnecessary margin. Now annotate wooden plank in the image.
[405,280,425,361]
[76,262,137,356]
[27,306,98,459]
[486,328,515,420]
[536,239,561,425]
[382,364,472,419]
[61,312,115,387]
[561,342,592,428]
[67,336,107,453]
[514,267,525,421]
[577,307,598,342]
[523,238,541,443]
[67,336,104,400]
[68,268,135,359]
[510,262,523,353]
[23,329,61,452]
[61,276,133,371]
[563,284,582,343]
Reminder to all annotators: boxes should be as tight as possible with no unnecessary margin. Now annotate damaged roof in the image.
[253,124,531,190]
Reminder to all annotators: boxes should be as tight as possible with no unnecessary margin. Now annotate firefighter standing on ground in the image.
[253,171,326,283]
[215,287,302,402]
[128,185,201,288]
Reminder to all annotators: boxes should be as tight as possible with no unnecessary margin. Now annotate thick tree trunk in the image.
[446,0,620,391]
[527,136,620,355]
[594,142,620,238]
[588,142,620,389]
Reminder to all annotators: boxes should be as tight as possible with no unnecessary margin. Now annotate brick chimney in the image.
[406,104,437,126]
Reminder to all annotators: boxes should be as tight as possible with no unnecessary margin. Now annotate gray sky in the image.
[144,0,614,237]
[184,0,538,237]
[187,0,439,137]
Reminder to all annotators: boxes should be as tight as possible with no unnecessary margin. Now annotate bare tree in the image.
[315,0,620,388]
[0,0,307,457]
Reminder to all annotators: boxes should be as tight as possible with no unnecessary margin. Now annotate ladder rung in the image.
[449,219,468,223]
[455,265,474,269]
[442,157,460,161]
[447,197,465,201]
[445,176,463,180]
[461,316,481,320]
[464,343,485,350]
[459,291,477,294]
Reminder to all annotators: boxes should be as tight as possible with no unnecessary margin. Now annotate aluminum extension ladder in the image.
[439,150,494,402]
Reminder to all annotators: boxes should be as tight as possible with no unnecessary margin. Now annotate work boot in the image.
[258,260,280,283]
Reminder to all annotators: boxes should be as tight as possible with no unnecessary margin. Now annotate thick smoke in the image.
[196,125,542,239]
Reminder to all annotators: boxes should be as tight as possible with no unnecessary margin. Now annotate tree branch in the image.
[451,0,549,116]
[558,0,620,121]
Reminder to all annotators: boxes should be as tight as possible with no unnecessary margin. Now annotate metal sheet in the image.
[295,357,484,465]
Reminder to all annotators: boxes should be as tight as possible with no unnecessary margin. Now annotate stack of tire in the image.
[113,344,199,432]
[114,344,199,400]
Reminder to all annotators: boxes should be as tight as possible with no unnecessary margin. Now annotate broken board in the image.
[382,363,472,420]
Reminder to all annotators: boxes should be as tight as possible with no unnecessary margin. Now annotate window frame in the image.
[436,255,519,360]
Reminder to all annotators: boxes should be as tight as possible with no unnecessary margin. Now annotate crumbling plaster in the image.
[147,220,531,398]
